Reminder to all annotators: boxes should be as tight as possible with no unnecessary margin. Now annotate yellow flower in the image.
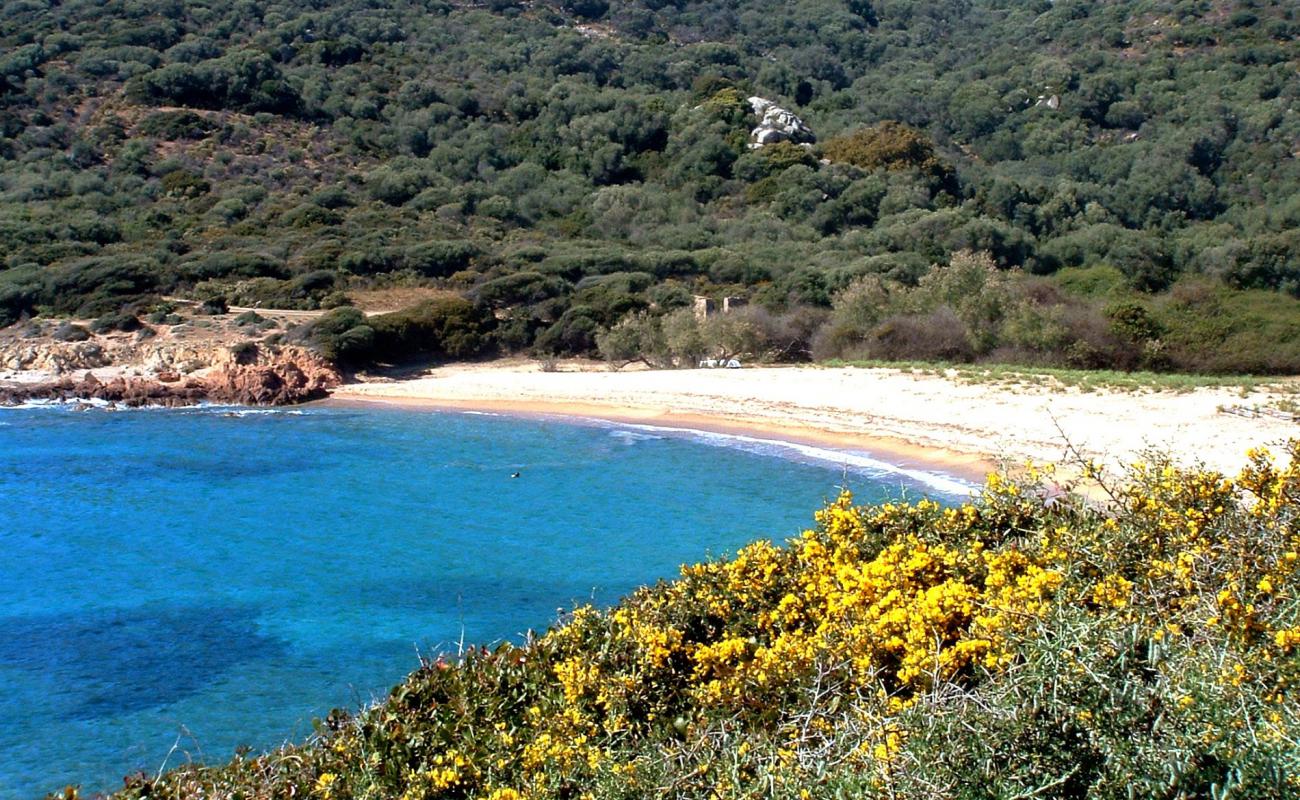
[1090,574,1133,610]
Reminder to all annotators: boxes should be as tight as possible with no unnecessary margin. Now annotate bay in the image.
[0,403,967,798]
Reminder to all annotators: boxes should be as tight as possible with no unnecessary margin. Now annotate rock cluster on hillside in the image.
[747,96,815,148]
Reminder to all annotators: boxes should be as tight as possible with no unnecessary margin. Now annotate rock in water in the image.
[747,96,815,148]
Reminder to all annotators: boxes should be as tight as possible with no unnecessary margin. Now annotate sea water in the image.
[0,403,971,798]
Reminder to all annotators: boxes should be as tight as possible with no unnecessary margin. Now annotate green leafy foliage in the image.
[0,0,1297,374]
[822,121,952,186]
[126,50,299,114]
[294,297,494,366]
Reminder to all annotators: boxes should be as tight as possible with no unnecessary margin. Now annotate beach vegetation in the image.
[87,443,1300,799]
[369,297,496,363]
[51,321,91,342]
[597,305,820,369]
[293,298,495,367]
[818,359,1288,395]
[89,312,142,334]
[811,253,1300,374]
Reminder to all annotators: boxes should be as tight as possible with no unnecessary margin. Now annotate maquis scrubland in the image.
[2,0,1298,374]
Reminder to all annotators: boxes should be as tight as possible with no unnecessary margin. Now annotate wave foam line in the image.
[0,400,311,415]
[610,421,978,498]
[0,397,115,410]
[196,407,309,417]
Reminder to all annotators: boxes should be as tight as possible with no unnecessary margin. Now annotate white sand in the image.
[333,361,1299,482]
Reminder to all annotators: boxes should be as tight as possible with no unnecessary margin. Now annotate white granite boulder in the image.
[747,96,815,148]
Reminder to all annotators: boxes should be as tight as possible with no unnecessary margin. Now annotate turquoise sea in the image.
[0,402,971,798]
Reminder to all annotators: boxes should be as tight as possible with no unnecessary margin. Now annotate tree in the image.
[596,311,668,369]
[370,297,495,362]
[662,308,706,366]
[822,121,953,188]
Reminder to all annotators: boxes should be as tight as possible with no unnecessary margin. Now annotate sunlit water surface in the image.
[0,402,970,797]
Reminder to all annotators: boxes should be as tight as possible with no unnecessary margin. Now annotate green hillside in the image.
[2,0,1298,371]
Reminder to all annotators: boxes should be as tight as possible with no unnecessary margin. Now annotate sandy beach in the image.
[333,360,1299,484]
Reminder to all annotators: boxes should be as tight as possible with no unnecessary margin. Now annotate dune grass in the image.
[819,358,1296,394]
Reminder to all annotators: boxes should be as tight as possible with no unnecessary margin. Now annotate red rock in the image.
[0,346,340,408]
[201,347,340,405]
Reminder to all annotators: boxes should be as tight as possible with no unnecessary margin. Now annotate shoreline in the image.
[331,360,1300,486]
[325,393,996,489]
[9,352,1295,489]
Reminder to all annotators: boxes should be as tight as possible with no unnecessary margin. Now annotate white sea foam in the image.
[461,410,503,417]
[608,421,978,497]
[1,399,308,415]
[1,397,114,410]
[209,408,308,417]
[608,429,664,443]
[180,402,310,416]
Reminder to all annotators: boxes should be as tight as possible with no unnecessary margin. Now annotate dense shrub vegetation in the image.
[2,0,1298,371]
[82,443,1300,799]
[291,296,495,364]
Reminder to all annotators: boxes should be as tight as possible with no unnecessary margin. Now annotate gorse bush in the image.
[137,111,219,141]
[97,444,1300,800]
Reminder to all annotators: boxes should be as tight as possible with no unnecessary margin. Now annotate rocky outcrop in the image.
[201,345,340,405]
[747,97,815,148]
[0,373,209,408]
[0,345,341,407]
[0,341,111,374]
[137,342,232,374]
[0,336,229,376]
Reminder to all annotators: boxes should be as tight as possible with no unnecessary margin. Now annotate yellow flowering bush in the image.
[110,443,1300,800]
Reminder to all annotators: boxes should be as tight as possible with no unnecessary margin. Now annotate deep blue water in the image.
[0,402,969,798]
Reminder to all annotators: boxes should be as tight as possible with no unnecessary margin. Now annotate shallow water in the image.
[0,403,969,798]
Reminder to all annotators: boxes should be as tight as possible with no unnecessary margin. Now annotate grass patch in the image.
[819,358,1293,394]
